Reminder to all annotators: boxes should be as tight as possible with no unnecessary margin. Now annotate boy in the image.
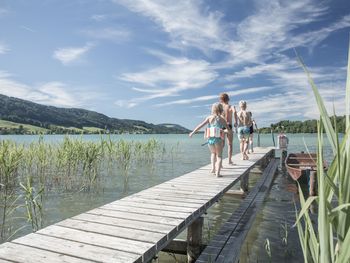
[219,93,237,165]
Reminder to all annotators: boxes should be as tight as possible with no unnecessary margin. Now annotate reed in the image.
[0,135,169,241]
[294,42,350,262]
[0,141,23,239]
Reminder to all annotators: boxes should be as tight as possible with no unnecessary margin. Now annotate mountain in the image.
[0,94,190,134]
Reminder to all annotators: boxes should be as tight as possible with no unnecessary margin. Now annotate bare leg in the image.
[227,130,233,164]
[248,134,254,153]
[240,138,245,160]
[215,143,223,177]
[243,138,249,160]
[208,145,216,173]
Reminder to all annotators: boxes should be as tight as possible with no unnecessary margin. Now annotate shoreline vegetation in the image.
[0,135,176,242]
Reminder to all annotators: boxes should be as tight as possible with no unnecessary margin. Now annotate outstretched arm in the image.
[189,117,209,137]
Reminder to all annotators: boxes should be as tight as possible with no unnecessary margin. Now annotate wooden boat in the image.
[285,153,318,180]
[285,152,327,196]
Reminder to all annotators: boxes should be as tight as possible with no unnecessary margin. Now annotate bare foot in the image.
[210,169,216,174]
[244,153,249,160]
[216,173,222,177]
[228,161,235,165]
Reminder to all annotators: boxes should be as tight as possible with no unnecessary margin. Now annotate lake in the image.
[0,133,333,262]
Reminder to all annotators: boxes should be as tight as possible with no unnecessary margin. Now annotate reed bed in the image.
[0,136,168,242]
[294,43,350,263]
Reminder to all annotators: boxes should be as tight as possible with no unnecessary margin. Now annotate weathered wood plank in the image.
[38,225,155,257]
[110,200,196,213]
[101,204,191,219]
[73,213,175,234]
[0,242,93,263]
[57,219,165,244]
[124,196,201,208]
[13,234,141,263]
[88,208,183,226]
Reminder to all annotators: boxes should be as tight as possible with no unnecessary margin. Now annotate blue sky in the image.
[0,0,349,129]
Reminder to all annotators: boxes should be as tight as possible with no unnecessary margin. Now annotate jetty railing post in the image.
[309,171,317,196]
[187,216,204,263]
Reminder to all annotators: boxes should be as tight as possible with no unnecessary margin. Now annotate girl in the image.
[237,100,251,160]
[189,103,228,177]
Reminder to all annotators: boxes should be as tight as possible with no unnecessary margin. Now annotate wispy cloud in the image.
[20,25,36,33]
[155,86,274,107]
[0,8,9,16]
[116,51,218,107]
[0,71,99,108]
[53,43,94,65]
[91,14,108,22]
[82,28,131,42]
[0,42,9,54]
[115,0,228,54]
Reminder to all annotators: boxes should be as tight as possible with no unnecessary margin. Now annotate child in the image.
[219,93,237,165]
[247,112,256,154]
[237,100,251,160]
[189,103,228,177]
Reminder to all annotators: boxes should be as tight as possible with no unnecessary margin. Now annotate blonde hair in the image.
[211,103,223,115]
[239,100,247,110]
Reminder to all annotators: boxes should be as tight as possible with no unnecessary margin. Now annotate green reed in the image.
[294,43,350,263]
[0,135,170,241]
[0,141,23,239]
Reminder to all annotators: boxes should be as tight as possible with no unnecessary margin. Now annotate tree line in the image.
[258,116,346,133]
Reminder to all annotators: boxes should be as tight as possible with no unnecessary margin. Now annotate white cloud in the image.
[115,0,228,53]
[114,0,348,124]
[0,71,98,108]
[82,28,131,42]
[53,43,94,65]
[91,14,108,21]
[116,52,218,107]
[20,25,36,33]
[0,42,9,54]
[155,86,274,107]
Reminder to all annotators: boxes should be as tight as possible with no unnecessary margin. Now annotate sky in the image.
[0,0,349,129]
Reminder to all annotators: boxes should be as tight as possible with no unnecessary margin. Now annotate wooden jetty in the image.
[0,147,275,263]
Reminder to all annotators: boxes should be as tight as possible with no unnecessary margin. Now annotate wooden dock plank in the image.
[101,203,191,219]
[38,225,155,256]
[0,242,93,263]
[13,234,141,263]
[57,219,165,244]
[124,196,201,208]
[110,200,197,213]
[88,208,183,226]
[73,213,175,234]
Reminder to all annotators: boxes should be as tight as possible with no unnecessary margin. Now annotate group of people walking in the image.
[189,93,256,177]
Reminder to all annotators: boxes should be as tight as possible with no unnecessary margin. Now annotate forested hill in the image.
[259,116,346,133]
[0,94,190,134]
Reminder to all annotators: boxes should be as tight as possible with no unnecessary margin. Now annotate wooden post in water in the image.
[240,171,249,192]
[187,216,204,263]
[309,170,317,196]
[281,149,287,168]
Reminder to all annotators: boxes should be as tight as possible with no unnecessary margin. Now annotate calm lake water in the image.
[0,133,333,262]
